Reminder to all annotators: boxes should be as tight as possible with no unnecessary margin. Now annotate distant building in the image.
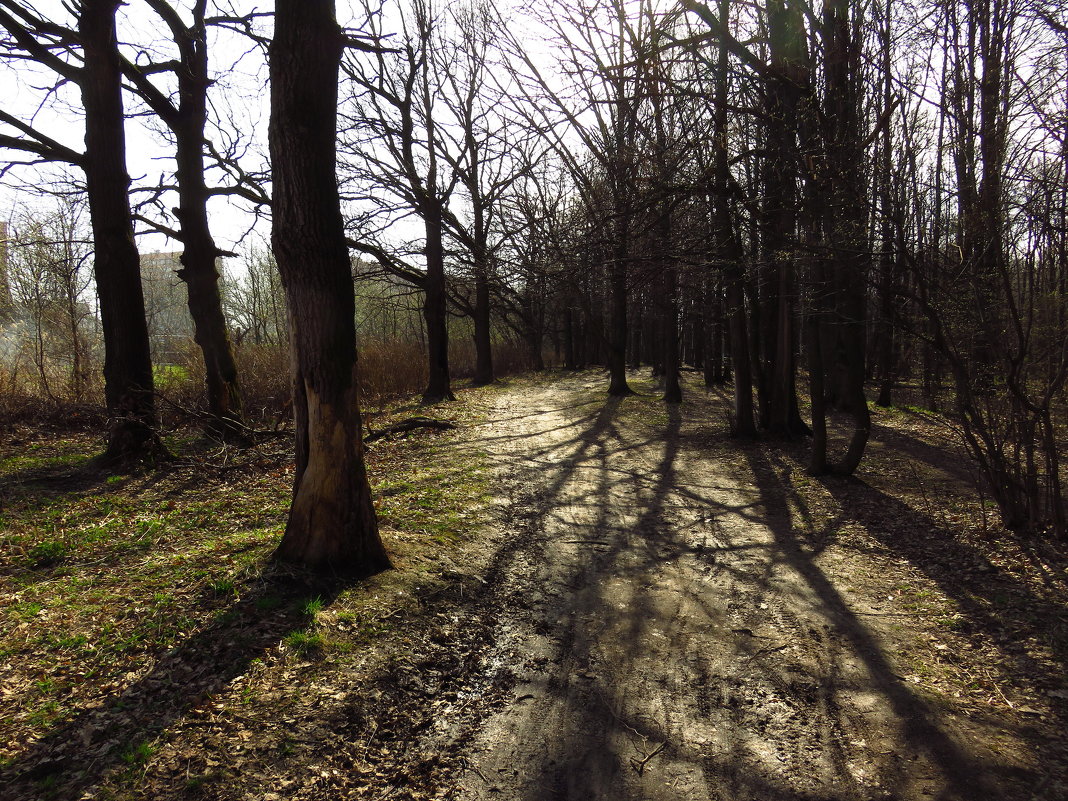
[140,251,192,364]
[0,220,12,321]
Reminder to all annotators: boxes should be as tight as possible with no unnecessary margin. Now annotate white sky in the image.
[3,0,1066,273]
[0,1,271,259]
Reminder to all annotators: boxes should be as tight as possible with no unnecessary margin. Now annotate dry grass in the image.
[0,377,504,799]
[0,336,545,433]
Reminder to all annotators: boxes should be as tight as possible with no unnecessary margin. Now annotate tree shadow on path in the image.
[744,444,1049,799]
[465,377,1041,800]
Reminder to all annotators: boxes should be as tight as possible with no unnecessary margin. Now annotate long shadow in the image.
[0,461,111,512]
[206,394,637,798]
[457,390,772,796]
[485,377,1039,798]
[865,417,1068,592]
[0,568,346,801]
[507,395,682,799]
[745,446,1026,799]
[818,475,1068,725]
[504,397,806,798]
[511,397,889,799]
[866,416,980,488]
[478,397,605,426]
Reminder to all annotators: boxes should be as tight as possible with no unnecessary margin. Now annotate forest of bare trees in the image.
[2,0,1067,558]
[4,3,1068,799]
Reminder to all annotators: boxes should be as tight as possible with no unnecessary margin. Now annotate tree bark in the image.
[467,132,493,386]
[167,3,244,439]
[563,305,576,369]
[714,0,756,436]
[629,299,643,369]
[117,1,244,439]
[759,0,809,438]
[269,0,390,575]
[80,0,161,464]
[822,0,870,474]
[607,235,632,395]
[662,263,682,403]
[422,203,455,403]
[471,267,493,385]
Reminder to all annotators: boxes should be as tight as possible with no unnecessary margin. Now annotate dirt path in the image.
[430,373,1051,801]
[5,371,1059,801]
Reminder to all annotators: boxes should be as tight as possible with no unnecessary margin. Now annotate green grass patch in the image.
[28,540,67,567]
[283,629,325,657]
[0,441,91,478]
[301,596,325,617]
[120,740,156,766]
[0,380,509,795]
[375,458,492,546]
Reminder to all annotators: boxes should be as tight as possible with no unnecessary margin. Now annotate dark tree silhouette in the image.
[269,0,391,573]
[118,0,245,440]
[0,0,162,464]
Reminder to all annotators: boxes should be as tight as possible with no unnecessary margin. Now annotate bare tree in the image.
[117,0,249,439]
[342,0,458,403]
[0,0,163,463]
[269,0,391,573]
[6,198,95,401]
[503,0,650,396]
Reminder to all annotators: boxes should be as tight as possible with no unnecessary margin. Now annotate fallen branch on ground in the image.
[365,416,457,442]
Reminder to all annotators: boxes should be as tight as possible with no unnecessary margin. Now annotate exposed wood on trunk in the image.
[269,0,390,575]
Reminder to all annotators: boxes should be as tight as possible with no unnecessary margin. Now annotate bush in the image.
[0,332,544,433]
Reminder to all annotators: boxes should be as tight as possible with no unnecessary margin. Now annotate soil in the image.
[423,373,1066,801]
[3,371,1067,800]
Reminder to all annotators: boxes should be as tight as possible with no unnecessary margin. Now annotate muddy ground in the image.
[426,373,1066,801]
[3,371,1067,800]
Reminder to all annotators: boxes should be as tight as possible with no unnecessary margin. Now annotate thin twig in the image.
[630,741,666,776]
[745,644,788,662]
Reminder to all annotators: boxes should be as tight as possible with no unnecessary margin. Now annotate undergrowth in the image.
[0,378,500,791]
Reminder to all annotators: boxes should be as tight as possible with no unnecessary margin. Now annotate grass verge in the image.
[0,379,500,798]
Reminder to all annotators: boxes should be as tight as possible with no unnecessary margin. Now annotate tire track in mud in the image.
[438,375,1031,801]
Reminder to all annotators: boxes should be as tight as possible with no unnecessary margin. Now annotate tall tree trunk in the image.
[873,1,897,409]
[691,303,704,372]
[422,204,455,403]
[471,268,493,385]
[629,299,643,369]
[702,276,717,387]
[726,270,756,437]
[662,262,682,403]
[269,0,390,575]
[563,305,576,369]
[527,327,545,371]
[118,1,244,439]
[523,291,545,370]
[80,0,161,464]
[653,187,680,397]
[468,139,493,386]
[174,119,243,437]
[576,312,588,368]
[823,0,870,475]
[713,287,728,382]
[607,235,631,395]
[712,0,756,436]
[759,0,808,438]
[168,4,244,439]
